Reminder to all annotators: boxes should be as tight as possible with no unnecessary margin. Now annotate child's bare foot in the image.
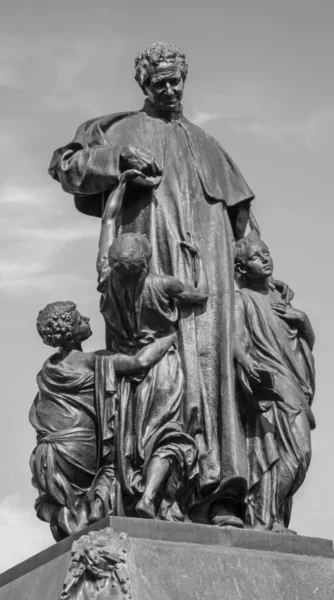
[271,521,297,535]
[136,496,155,519]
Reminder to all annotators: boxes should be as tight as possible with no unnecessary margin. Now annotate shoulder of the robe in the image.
[73,111,140,145]
[181,117,230,153]
[48,111,139,179]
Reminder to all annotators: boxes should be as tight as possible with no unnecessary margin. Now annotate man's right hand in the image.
[120,146,162,178]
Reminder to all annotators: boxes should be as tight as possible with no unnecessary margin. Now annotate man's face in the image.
[145,61,184,113]
[242,241,273,279]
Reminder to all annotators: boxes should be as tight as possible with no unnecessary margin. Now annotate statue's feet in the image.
[212,514,244,528]
[271,521,297,535]
[158,499,185,522]
[136,496,156,519]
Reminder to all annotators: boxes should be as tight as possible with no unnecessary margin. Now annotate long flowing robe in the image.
[98,269,198,515]
[49,100,255,520]
[235,287,315,529]
[29,354,118,540]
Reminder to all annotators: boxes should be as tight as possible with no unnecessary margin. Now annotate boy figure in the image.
[96,170,208,520]
[30,301,176,540]
[234,234,315,533]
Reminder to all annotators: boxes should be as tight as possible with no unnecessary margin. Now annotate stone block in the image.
[0,518,333,599]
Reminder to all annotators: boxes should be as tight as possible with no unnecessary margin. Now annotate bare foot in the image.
[271,521,297,535]
[136,496,156,519]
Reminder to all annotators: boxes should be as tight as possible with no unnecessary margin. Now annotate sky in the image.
[1,0,334,572]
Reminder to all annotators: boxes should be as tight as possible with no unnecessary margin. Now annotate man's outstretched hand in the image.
[120,146,162,178]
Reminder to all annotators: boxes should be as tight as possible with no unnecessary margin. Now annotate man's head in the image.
[37,301,92,348]
[108,233,152,278]
[235,234,273,281]
[135,42,188,114]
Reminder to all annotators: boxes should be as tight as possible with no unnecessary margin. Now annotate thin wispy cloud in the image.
[0,33,126,115]
[0,183,99,290]
[192,110,222,127]
[236,110,334,149]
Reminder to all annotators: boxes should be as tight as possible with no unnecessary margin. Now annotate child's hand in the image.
[119,169,146,183]
[238,354,261,383]
[272,303,305,324]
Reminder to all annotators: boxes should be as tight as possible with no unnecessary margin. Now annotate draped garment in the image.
[98,270,198,515]
[235,287,315,529]
[29,354,118,539]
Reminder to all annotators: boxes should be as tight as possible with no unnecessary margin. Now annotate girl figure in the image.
[234,234,315,533]
[97,170,209,520]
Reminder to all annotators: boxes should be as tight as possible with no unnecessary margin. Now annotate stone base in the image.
[0,517,333,599]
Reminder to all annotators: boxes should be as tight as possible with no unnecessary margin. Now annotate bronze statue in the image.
[49,41,263,526]
[234,235,315,533]
[30,301,176,540]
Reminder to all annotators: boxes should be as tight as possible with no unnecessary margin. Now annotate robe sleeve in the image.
[48,112,138,204]
[53,143,119,196]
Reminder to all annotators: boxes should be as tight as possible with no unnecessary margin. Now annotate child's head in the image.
[235,234,273,281]
[37,301,92,348]
[108,233,151,277]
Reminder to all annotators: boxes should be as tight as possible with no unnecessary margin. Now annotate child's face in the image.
[242,241,273,279]
[72,310,92,343]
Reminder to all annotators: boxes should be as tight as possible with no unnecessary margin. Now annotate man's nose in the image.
[165,83,173,96]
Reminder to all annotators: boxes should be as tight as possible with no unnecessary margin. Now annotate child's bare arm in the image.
[161,275,208,304]
[96,169,145,274]
[113,333,177,375]
[161,242,209,304]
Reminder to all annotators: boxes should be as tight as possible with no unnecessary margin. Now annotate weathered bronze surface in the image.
[234,235,315,533]
[29,41,316,538]
[30,301,178,539]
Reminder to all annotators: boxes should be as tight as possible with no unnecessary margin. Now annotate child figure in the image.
[30,301,176,540]
[234,234,315,533]
[96,170,209,520]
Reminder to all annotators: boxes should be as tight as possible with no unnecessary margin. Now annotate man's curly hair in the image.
[135,42,188,92]
[36,301,77,348]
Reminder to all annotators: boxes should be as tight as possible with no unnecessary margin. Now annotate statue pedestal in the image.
[0,517,333,599]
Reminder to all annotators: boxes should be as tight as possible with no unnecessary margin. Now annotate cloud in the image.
[0,183,99,290]
[0,33,126,115]
[237,110,334,149]
[192,110,222,127]
[0,494,52,572]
